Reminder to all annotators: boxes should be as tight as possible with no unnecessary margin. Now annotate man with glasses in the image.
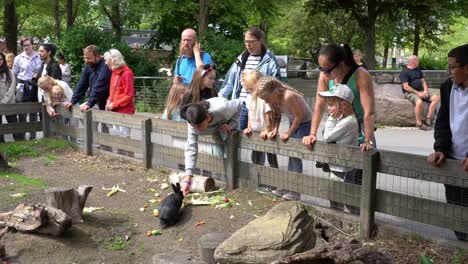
[399,55,440,130]
[428,44,468,242]
[173,28,212,86]
[12,37,42,140]
[65,45,111,112]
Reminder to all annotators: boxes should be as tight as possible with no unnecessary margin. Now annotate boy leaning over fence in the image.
[319,84,361,214]
[428,44,468,242]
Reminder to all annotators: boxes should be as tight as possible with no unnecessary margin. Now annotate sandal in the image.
[416,123,430,131]
[424,117,432,126]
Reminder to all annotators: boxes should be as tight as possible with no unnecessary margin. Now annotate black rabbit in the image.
[158,183,184,227]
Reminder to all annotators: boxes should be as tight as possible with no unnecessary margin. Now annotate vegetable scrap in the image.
[102,185,126,197]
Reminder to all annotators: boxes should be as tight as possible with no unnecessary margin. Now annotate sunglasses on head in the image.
[201,64,216,77]
[319,63,339,74]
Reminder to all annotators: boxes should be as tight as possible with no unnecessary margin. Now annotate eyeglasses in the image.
[448,64,465,72]
[244,40,258,45]
[319,63,339,75]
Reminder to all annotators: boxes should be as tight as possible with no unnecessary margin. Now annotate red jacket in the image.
[107,65,135,114]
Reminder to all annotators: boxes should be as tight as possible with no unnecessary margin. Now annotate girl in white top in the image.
[242,71,278,168]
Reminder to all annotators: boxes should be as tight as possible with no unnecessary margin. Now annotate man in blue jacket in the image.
[65,45,111,112]
[219,27,280,130]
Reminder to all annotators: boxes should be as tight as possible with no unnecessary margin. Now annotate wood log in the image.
[271,238,392,264]
[0,204,47,231]
[0,227,8,239]
[0,204,71,236]
[45,185,93,223]
[36,206,72,236]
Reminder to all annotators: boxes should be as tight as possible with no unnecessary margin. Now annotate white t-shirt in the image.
[245,94,272,132]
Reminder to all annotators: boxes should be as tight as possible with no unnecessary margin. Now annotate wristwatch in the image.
[364,140,374,146]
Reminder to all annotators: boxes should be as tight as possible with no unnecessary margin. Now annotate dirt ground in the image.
[0,145,466,264]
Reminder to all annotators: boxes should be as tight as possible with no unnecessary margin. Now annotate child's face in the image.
[202,71,215,89]
[326,97,340,118]
[52,89,63,99]
[241,75,255,94]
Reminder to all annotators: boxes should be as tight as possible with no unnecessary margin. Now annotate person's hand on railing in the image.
[259,130,268,139]
[267,129,277,139]
[64,102,73,109]
[243,127,252,135]
[280,132,290,141]
[220,123,234,133]
[360,141,374,152]
[461,158,468,173]
[79,103,90,112]
[428,151,446,167]
[302,134,317,149]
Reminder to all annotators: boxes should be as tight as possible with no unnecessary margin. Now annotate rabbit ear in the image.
[172,183,181,193]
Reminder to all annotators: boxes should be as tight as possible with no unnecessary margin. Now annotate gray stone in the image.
[152,253,206,264]
[375,73,397,84]
[198,233,231,264]
[374,83,428,126]
[214,201,316,264]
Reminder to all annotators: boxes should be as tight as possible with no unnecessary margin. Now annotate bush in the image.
[418,54,447,70]
[199,29,244,77]
[58,26,160,77]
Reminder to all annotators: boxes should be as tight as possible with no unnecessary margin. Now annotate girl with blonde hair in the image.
[162,83,187,121]
[37,75,73,116]
[242,71,278,168]
[255,76,313,200]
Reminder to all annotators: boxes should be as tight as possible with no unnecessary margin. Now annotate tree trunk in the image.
[198,0,209,38]
[54,0,61,39]
[413,22,420,56]
[3,0,18,54]
[66,0,80,30]
[382,41,389,69]
[260,21,268,42]
[111,2,122,39]
[45,185,93,224]
[364,0,377,70]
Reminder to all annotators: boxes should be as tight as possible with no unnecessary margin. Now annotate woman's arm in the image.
[303,73,328,146]
[355,68,375,148]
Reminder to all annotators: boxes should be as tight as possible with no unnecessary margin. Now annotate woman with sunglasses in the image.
[303,43,375,152]
[219,26,281,131]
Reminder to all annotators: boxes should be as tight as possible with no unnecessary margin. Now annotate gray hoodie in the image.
[185,97,243,175]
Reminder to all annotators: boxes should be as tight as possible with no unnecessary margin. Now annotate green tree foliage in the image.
[59,26,159,76]
[199,29,244,75]
[269,1,360,63]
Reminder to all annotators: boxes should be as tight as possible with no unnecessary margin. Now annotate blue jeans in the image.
[288,121,311,173]
[239,103,248,130]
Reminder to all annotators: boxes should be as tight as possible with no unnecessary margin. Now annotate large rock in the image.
[374,83,428,126]
[214,201,316,264]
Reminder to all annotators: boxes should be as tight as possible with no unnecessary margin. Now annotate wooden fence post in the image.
[360,150,379,240]
[224,131,239,190]
[42,104,51,138]
[141,118,152,169]
[83,110,93,156]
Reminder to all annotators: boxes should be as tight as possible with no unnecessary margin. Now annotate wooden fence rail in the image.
[1,103,467,241]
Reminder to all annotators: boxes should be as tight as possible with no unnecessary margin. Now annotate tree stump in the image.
[271,238,392,264]
[36,206,72,236]
[0,152,8,170]
[45,185,93,224]
[198,233,231,263]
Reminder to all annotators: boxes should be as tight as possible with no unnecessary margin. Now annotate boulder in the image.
[214,201,316,264]
[374,73,397,84]
[374,83,428,126]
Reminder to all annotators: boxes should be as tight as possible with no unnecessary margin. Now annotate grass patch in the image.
[0,138,72,162]
[0,172,47,188]
[106,235,127,251]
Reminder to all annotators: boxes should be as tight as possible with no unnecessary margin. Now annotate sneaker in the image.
[282,192,300,201]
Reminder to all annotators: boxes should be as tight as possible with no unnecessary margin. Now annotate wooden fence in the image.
[1,103,467,241]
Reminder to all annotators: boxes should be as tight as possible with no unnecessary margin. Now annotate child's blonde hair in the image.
[38,75,56,90]
[51,85,66,101]
[243,71,264,115]
[165,83,186,120]
[255,76,302,100]
[187,65,216,103]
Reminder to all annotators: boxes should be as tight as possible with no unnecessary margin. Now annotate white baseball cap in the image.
[318,84,354,103]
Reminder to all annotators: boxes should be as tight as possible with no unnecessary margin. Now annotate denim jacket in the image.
[219,49,281,99]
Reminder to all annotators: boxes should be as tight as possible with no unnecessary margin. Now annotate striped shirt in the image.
[239,55,261,100]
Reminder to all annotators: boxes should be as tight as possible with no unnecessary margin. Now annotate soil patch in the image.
[0,145,466,263]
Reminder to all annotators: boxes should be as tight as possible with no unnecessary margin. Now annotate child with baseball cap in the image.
[318,83,362,213]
